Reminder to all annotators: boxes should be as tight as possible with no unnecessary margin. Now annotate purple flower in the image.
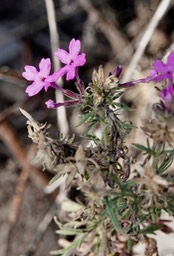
[152,52,174,83]
[114,65,122,78]
[161,84,174,113]
[119,52,174,88]
[45,99,80,108]
[54,38,86,81]
[45,81,84,109]
[22,58,58,96]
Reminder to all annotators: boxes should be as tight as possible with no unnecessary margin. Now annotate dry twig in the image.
[78,0,133,62]
[0,120,32,256]
[45,0,69,135]
[122,0,173,82]
[23,196,59,256]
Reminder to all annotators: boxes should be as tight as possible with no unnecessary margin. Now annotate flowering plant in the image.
[21,39,174,256]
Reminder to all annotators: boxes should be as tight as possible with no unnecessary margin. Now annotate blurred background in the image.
[0,0,174,255]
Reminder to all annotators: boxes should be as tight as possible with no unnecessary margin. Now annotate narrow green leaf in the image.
[77,112,93,127]
[49,173,63,185]
[50,233,88,256]
[140,223,162,234]
[111,173,123,190]
[117,198,127,213]
[127,237,133,253]
[85,121,97,134]
[162,149,174,154]
[133,143,154,154]
[113,102,130,110]
[104,197,123,234]
[157,155,173,174]
[50,237,82,256]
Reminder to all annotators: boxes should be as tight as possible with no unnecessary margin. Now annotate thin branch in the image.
[1,120,32,256]
[45,0,69,135]
[78,0,133,62]
[122,0,173,83]
[23,196,58,256]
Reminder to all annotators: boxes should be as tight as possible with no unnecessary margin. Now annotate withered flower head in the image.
[89,65,119,106]
[142,117,174,146]
[78,172,107,203]
[92,65,119,90]
[135,165,168,207]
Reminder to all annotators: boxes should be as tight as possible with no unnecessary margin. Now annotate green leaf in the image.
[121,208,131,219]
[111,173,124,190]
[77,112,93,127]
[113,102,130,110]
[157,155,173,174]
[49,172,64,185]
[133,143,154,155]
[50,235,86,256]
[127,237,133,253]
[110,91,124,101]
[162,149,174,154]
[104,197,123,234]
[123,180,137,189]
[85,121,97,135]
[117,198,127,214]
[140,223,162,234]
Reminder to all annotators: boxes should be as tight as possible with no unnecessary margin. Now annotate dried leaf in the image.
[61,200,82,212]
[75,145,86,162]
[65,170,76,189]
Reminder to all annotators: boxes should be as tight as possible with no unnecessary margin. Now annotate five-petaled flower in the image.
[54,38,86,81]
[119,52,174,88]
[22,58,58,96]
[151,52,174,83]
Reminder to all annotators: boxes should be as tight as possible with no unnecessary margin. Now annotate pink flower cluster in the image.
[152,53,174,115]
[161,84,174,113]
[120,52,174,88]
[22,38,86,108]
[22,38,174,114]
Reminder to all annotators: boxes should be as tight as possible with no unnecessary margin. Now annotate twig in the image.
[164,41,174,58]
[0,120,32,256]
[0,68,25,86]
[45,0,69,135]
[78,0,133,62]
[122,0,173,82]
[22,194,62,256]
[0,103,23,123]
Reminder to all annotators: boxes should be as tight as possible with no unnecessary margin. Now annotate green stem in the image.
[99,111,109,145]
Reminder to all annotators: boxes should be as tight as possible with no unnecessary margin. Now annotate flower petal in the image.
[69,38,80,58]
[167,52,174,73]
[114,65,122,78]
[55,49,70,64]
[153,73,172,82]
[47,72,60,82]
[152,60,166,74]
[73,53,86,67]
[39,58,51,77]
[45,99,80,108]
[25,81,44,96]
[66,65,76,80]
[45,99,56,108]
[22,66,38,81]
[43,81,51,91]
[167,52,174,66]
[47,66,70,82]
